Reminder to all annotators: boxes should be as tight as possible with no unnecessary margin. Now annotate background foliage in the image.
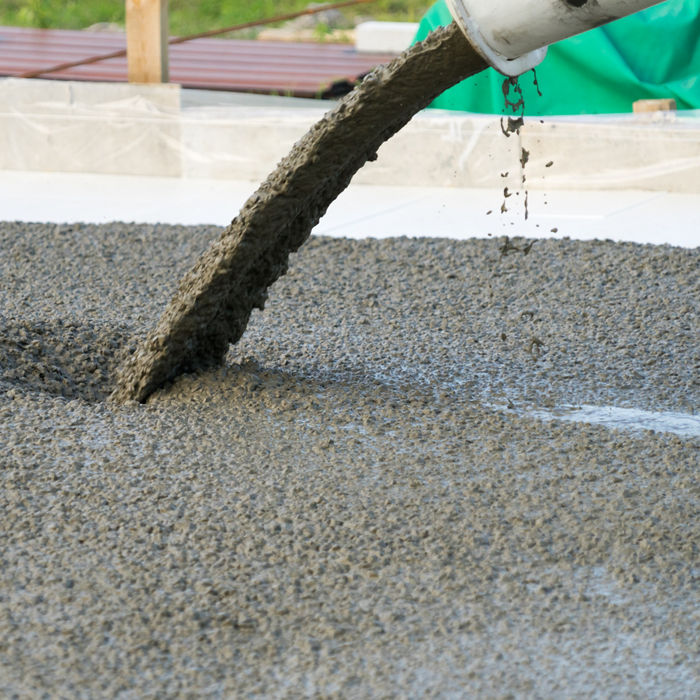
[0,1,432,33]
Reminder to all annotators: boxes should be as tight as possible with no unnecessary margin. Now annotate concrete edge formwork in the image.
[1,78,699,193]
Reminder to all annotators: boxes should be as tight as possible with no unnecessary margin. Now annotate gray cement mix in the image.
[112,23,487,403]
[1,220,698,697]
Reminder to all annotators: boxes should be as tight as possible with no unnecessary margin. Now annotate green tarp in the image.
[413,0,700,115]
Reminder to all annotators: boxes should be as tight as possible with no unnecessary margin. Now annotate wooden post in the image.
[126,0,169,83]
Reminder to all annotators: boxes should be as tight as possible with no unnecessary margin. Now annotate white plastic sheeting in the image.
[1,78,699,194]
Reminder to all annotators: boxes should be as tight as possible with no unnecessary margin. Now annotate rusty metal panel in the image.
[0,25,396,97]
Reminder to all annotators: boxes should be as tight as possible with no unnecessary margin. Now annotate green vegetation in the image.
[0,1,432,34]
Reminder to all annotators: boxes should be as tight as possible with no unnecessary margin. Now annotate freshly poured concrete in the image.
[1,220,697,696]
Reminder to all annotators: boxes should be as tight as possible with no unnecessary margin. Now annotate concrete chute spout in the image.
[446,0,667,75]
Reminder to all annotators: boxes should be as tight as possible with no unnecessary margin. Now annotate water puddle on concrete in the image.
[512,403,700,439]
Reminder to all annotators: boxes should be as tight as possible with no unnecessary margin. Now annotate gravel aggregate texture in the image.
[1,220,698,697]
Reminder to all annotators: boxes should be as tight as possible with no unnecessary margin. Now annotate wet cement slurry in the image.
[1,221,698,696]
[111,22,487,403]
[499,75,532,221]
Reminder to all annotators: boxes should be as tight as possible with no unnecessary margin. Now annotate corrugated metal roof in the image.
[0,25,397,97]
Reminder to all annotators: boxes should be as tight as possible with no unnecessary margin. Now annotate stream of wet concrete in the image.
[111,22,487,403]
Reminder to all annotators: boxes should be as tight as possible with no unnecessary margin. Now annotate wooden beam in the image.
[633,98,676,114]
[126,0,169,83]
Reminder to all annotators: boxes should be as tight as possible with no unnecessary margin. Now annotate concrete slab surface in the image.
[0,219,697,697]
